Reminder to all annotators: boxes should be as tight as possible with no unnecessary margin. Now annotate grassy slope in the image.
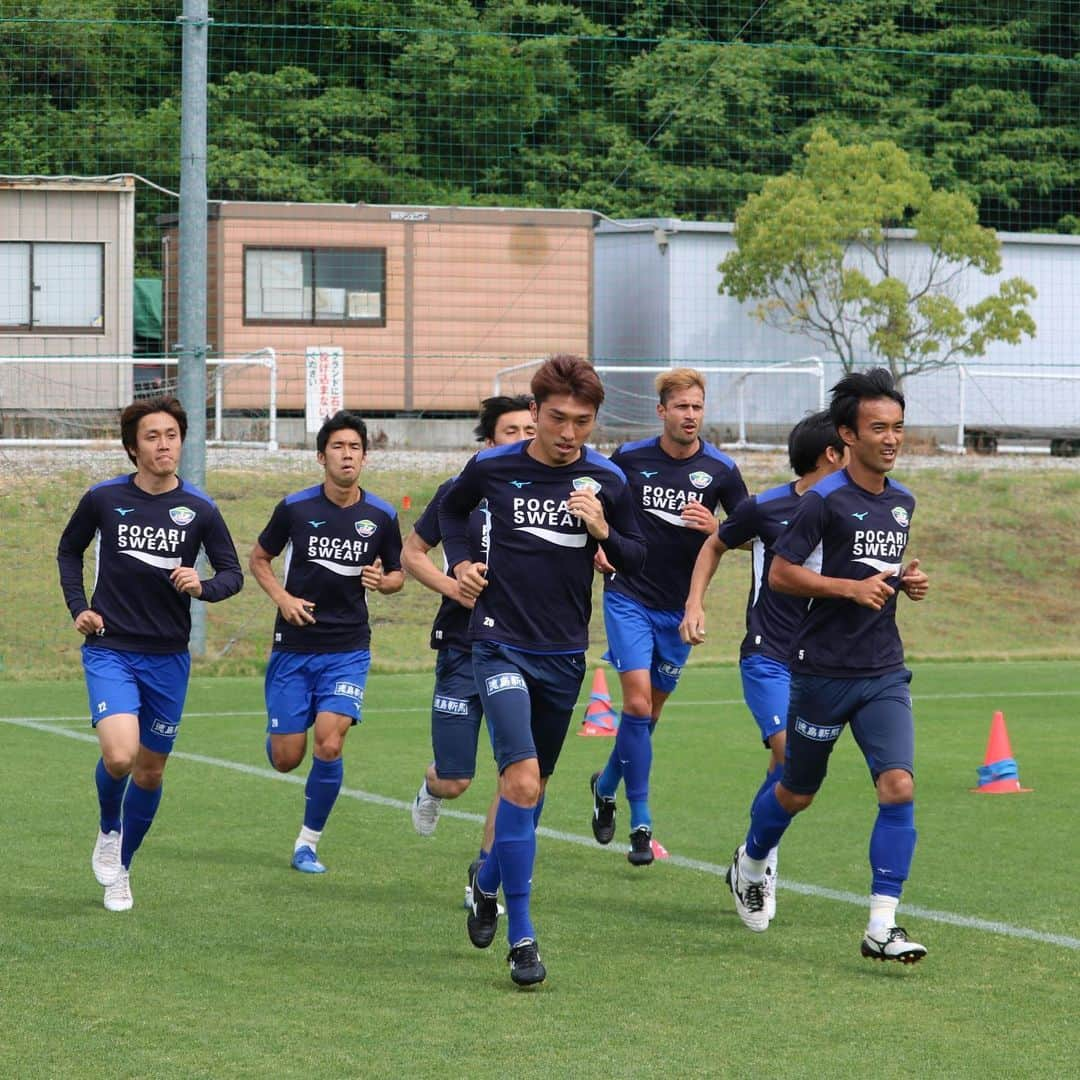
[4,457,1078,681]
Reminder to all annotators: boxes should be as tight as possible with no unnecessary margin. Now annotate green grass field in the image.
[2,661,1077,1078]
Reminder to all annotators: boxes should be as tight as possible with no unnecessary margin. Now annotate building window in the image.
[0,242,105,332]
[244,247,386,326]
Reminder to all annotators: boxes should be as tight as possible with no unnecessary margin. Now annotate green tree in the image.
[718,128,1037,384]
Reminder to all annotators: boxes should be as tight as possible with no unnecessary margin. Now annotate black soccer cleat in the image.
[627,825,655,866]
[466,861,499,949]
[590,771,616,845]
[507,938,546,987]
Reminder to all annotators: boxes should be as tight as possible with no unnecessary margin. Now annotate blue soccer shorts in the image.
[430,646,485,781]
[264,650,370,735]
[602,590,691,694]
[82,645,191,755]
[740,653,790,745]
[782,668,915,796]
[471,641,586,777]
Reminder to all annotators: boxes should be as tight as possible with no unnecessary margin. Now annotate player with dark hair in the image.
[404,395,535,909]
[58,394,244,911]
[725,369,931,963]
[250,410,404,874]
[588,368,747,864]
[440,355,646,987]
[681,410,846,917]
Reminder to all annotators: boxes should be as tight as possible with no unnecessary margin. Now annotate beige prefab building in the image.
[160,201,594,414]
[0,176,135,410]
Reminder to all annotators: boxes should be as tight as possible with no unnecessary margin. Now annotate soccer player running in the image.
[57,395,244,912]
[404,395,536,903]
[250,410,404,874]
[680,411,847,919]
[726,369,931,963]
[589,368,747,864]
[439,355,645,987]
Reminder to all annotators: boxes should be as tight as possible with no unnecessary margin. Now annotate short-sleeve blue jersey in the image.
[413,476,487,652]
[772,468,916,677]
[717,481,810,664]
[57,474,243,654]
[605,436,747,611]
[258,484,403,653]
[438,441,646,654]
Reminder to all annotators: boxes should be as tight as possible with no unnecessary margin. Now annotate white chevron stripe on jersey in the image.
[853,556,902,575]
[644,507,690,527]
[120,550,182,570]
[309,558,365,576]
[515,526,588,547]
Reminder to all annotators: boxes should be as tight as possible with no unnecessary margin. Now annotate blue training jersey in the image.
[438,440,646,654]
[57,473,243,654]
[258,484,403,653]
[413,475,487,652]
[605,436,747,611]
[717,481,811,664]
[772,468,916,677]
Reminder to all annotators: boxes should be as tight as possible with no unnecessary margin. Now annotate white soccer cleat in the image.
[411,781,442,837]
[861,926,927,964]
[103,869,133,912]
[726,845,769,932]
[764,847,779,922]
[92,829,122,886]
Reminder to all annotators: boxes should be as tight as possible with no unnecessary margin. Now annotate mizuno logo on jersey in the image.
[640,470,659,478]
[114,507,135,516]
[508,480,532,488]
[308,520,326,528]
[851,511,869,520]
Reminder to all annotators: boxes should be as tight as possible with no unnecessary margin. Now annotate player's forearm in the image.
[248,551,290,606]
[769,557,857,601]
[686,537,724,608]
[375,569,405,595]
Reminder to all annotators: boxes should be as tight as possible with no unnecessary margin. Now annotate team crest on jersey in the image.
[169,506,196,526]
[573,476,602,494]
[891,506,910,527]
[688,470,712,489]
[355,519,377,538]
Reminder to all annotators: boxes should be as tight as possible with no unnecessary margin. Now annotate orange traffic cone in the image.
[971,711,1032,793]
[578,668,617,736]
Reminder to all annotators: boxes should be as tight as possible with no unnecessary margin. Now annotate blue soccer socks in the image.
[750,763,784,821]
[745,785,793,861]
[869,802,917,899]
[595,747,623,800]
[303,755,344,832]
[119,780,163,869]
[493,797,537,946]
[616,712,654,830]
[95,757,126,835]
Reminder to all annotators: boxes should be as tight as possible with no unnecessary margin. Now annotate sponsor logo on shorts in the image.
[334,681,365,701]
[169,506,196,526]
[355,519,377,538]
[484,673,527,695]
[96,700,108,714]
[793,717,842,741]
[657,662,682,679]
[434,695,470,715]
[150,718,179,737]
[891,506,910,527]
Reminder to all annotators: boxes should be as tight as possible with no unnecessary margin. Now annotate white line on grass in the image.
[20,684,1080,727]
[5,713,1078,952]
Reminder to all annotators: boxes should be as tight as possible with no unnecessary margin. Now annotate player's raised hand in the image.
[900,558,929,601]
[74,609,105,636]
[361,557,384,591]
[850,570,895,610]
[279,593,317,626]
[454,560,489,601]
[567,489,608,540]
[170,565,203,597]
[679,602,707,645]
[680,499,716,534]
